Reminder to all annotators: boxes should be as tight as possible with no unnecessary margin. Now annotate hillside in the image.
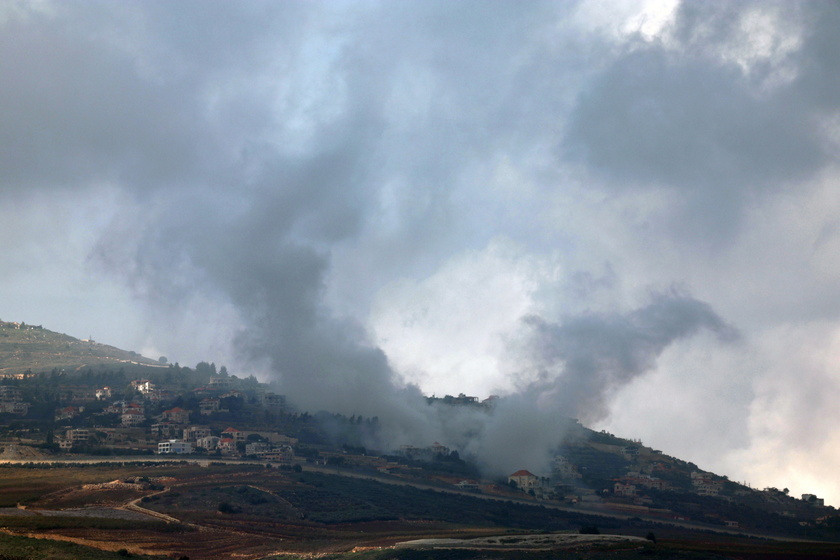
[0,320,164,374]
[0,318,837,557]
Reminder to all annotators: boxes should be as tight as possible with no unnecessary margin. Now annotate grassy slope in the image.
[0,321,163,373]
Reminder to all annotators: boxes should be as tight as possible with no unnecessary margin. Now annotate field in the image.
[0,462,838,559]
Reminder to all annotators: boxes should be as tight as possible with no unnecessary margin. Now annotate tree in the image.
[218,502,238,514]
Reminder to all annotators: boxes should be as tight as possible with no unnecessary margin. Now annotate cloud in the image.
[563,1,837,242]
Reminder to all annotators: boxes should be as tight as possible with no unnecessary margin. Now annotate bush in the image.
[218,502,239,514]
[579,524,600,534]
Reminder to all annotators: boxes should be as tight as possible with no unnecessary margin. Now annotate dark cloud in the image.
[791,1,840,111]
[563,1,838,242]
[0,7,206,192]
[566,50,823,190]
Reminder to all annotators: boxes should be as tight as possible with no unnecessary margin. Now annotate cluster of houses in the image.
[156,426,295,461]
[691,470,724,496]
[37,375,293,458]
[503,444,727,506]
[0,386,28,415]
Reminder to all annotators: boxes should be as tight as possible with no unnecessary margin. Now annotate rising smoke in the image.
[75,1,742,477]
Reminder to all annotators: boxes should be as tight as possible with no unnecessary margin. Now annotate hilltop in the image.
[0,320,164,375]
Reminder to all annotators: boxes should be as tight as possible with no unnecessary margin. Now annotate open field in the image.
[0,462,837,559]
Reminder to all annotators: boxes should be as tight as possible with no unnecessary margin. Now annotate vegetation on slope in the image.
[0,320,162,373]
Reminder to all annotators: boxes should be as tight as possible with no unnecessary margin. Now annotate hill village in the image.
[0,357,837,536]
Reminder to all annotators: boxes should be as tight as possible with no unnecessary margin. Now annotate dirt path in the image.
[0,527,175,557]
[120,487,187,525]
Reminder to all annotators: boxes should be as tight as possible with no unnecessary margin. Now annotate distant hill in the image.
[0,320,164,374]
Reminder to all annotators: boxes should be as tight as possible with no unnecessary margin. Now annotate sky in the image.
[2,0,840,503]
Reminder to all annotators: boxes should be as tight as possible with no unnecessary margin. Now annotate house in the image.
[260,445,294,463]
[508,470,540,490]
[614,482,637,497]
[259,392,286,409]
[0,401,29,415]
[130,379,155,394]
[104,401,125,414]
[158,439,193,454]
[121,408,146,427]
[66,428,90,443]
[122,402,145,414]
[199,398,221,415]
[0,386,22,401]
[691,471,723,496]
[619,473,667,491]
[151,422,182,439]
[803,494,826,506]
[95,387,112,400]
[430,442,450,456]
[55,406,83,421]
[195,435,220,450]
[144,389,171,403]
[161,407,190,424]
[97,428,144,444]
[209,376,233,390]
[622,446,640,460]
[183,426,212,442]
[245,441,272,456]
[217,437,237,454]
[221,427,246,443]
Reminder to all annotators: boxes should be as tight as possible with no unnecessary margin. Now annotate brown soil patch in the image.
[31,485,149,509]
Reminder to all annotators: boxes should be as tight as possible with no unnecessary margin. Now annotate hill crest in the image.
[0,320,164,374]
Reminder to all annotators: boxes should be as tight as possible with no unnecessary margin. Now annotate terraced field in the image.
[0,462,838,560]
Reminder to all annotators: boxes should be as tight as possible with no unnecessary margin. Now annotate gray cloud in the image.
[564,1,837,242]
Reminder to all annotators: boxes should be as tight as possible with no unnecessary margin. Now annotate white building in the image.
[196,435,220,450]
[158,439,193,454]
